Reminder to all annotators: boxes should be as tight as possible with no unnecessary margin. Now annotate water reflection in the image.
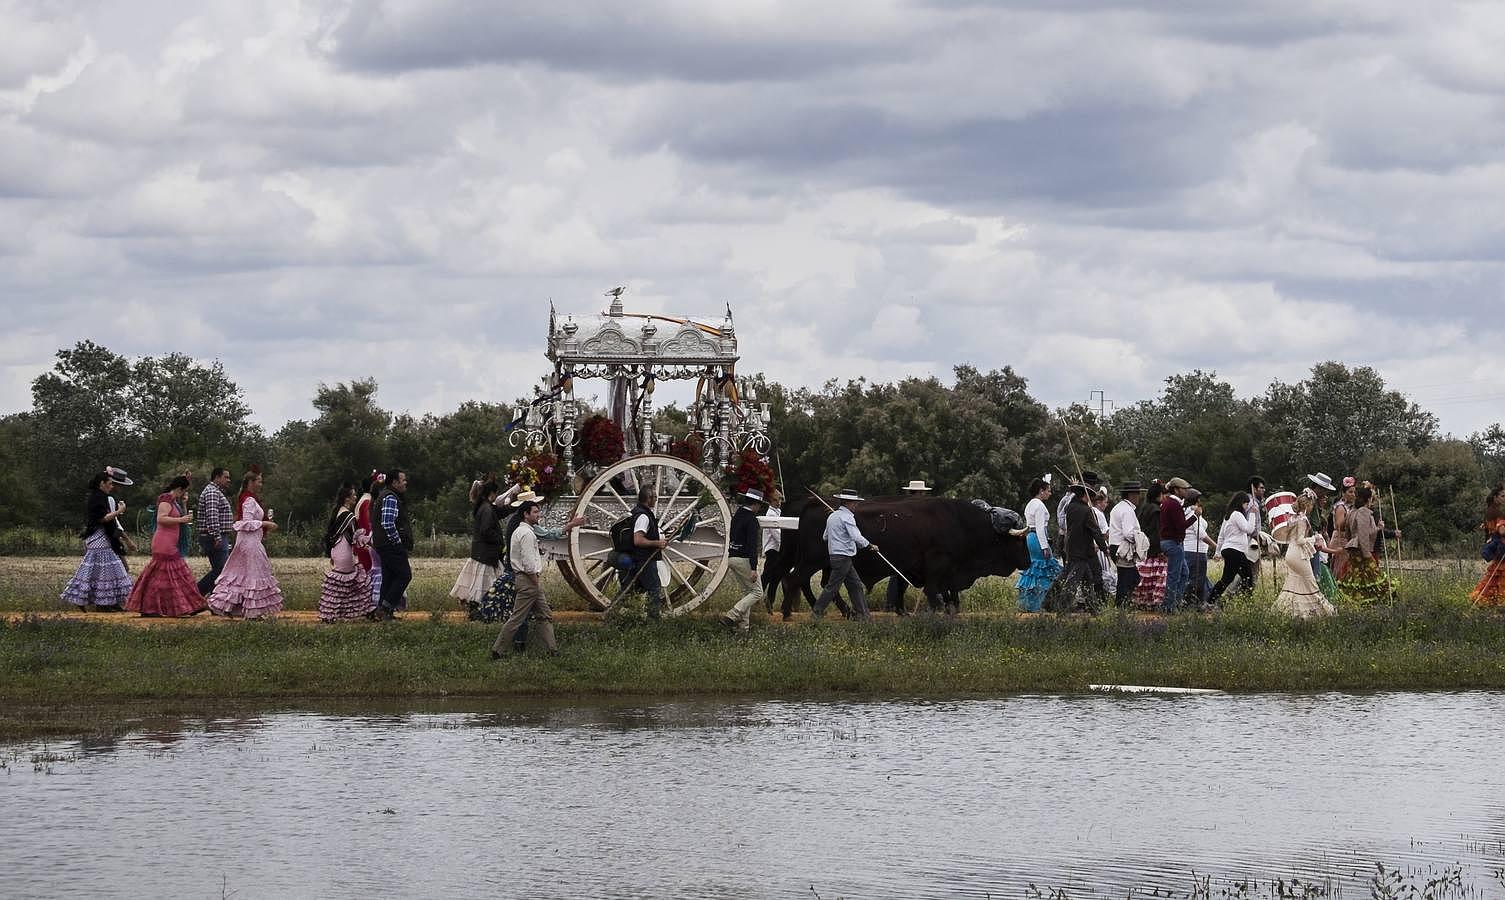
[3,692,1504,898]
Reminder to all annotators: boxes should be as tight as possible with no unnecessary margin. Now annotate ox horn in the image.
[1009,527,1029,537]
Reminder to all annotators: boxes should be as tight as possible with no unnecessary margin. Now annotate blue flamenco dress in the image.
[1016,532,1062,612]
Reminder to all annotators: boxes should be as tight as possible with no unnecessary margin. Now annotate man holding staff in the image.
[811,489,878,621]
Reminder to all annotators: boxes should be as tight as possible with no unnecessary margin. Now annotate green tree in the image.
[0,414,44,527]
[1255,362,1437,483]
[1360,440,1486,555]
[129,352,264,478]
[29,342,138,523]
[270,379,391,529]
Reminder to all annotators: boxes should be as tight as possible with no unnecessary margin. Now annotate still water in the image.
[3,692,1504,898]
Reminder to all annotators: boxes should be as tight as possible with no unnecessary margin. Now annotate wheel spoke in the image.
[665,559,696,594]
[588,501,624,524]
[581,547,612,559]
[664,545,713,574]
[657,469,695,527]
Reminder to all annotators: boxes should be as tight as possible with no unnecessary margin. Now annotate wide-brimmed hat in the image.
[105,466,133,486]
[510,489,542,507]
[740,488,766,503]
[833,488,865,502]
[1119,481,1145,494]
[902,480,933,492]
[1307,472,1336,492]
[1082,470,1101,486]
[1165,477,1190,490]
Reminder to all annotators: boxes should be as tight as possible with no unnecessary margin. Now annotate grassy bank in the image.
[4,555,1503,739]
[4,596,1504,713]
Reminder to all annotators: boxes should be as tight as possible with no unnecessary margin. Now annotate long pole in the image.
[1059,416,1087,487]
[1377,496,1393,597]
[1388,486,1404,572]
[805,488,919,600]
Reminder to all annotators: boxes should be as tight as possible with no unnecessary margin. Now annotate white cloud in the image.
[0,0,1503,443]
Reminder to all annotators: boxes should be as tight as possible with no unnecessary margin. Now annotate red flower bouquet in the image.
[579,415,626,467]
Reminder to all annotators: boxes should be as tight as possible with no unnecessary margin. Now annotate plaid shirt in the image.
[198,483,233,536]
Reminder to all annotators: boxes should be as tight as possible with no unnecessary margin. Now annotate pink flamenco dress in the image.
[124,493,207,617]
[319,509,374,621]
[208,495,285,619]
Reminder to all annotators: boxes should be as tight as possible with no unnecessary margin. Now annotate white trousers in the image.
[722,557,765,630]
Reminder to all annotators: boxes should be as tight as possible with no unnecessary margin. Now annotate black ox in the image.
[762,497,1032,616]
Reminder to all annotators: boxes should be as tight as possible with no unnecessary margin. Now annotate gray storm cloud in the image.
[0,0,1502,433]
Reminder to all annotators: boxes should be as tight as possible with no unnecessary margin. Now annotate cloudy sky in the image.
[4,0,1505,436]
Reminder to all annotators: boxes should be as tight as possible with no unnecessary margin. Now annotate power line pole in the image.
[1089,389,1106,421]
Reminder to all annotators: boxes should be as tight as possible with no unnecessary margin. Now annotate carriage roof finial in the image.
[606,285,626,317]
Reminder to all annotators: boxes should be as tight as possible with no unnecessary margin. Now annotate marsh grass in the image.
[4,577,1505,717]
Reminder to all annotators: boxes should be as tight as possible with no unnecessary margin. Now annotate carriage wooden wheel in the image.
[560,454,732,615]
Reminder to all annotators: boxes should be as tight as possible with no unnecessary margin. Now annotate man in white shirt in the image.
[491,501,557,657]
[1108,481,1144,606]
[811,489,878,621]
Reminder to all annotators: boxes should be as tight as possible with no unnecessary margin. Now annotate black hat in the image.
[1119,481,1144,494]
[1082,470,1101,486]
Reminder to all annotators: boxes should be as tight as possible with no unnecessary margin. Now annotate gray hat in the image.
[833,488,865,502]
[105,466,133,486]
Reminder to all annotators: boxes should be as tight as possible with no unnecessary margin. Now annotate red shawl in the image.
[235,489,258,521]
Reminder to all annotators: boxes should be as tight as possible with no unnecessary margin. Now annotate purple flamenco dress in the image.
[207,496,285,619]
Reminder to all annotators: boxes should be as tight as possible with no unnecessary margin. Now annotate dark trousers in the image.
[1209,549,1255,604]
[1058,557,1106,613]
[1185,551,1211,606]
[376,545,412,611]
[1114,565,1140,605]
[197,534,229,595]
[813,554,869,619]
[633,556,665,619]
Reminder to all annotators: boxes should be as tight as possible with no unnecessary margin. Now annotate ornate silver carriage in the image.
[507,290,773,615]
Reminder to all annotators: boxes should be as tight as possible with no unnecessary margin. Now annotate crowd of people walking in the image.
[1012,470,1437,619]
[58,465,423,623]
[56,457,1505,643]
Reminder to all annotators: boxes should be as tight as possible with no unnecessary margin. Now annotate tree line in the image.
[4,342,1502,554]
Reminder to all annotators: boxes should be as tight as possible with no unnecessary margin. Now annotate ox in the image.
[764,496,1032,616]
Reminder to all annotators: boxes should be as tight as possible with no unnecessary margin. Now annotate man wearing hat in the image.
[104,466,137,568]
[1058,484,1109,612]
[812,489,878,620]
[1159,477,1197,612]
[721,488,771,632]
[1108,481,1145,605]
[883,479,932,615]
[1057,471,1101,557]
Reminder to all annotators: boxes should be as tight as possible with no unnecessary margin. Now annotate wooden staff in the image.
[1059,415,1087,487]
[1376,492,1393,595]
[1388,485,1404,572]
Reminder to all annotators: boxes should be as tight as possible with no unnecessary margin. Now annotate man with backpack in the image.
[625,485,670,619]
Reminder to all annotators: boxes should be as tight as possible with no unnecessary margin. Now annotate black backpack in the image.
[610,515,636,555]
